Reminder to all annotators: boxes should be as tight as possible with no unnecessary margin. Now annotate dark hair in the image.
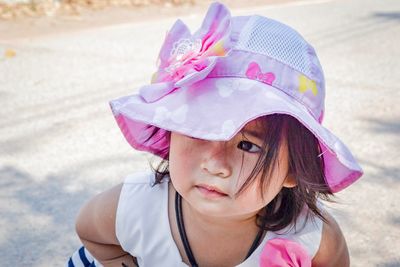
[150,114,334,233]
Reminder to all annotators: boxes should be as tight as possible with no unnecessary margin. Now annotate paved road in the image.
[0,0,399,266]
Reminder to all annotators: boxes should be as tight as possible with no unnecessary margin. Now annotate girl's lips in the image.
[196,184,228,198]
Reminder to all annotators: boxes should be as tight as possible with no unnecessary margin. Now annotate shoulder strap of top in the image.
[268,202,324,258]
[115,171,183,266]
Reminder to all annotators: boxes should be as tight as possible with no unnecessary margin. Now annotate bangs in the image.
[235,115,287,197]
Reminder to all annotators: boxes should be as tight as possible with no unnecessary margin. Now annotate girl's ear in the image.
[283,174,297,188]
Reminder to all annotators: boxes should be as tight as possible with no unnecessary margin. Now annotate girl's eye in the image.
[237,141,261,153]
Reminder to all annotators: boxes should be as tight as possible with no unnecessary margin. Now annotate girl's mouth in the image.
[195,184,228,198]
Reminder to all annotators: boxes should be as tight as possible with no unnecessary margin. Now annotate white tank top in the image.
[116,172,323,267]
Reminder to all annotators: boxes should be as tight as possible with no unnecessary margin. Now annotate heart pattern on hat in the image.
[298,74,318,96]
[216,79,254,97]
[264,90,282,101]
[153,105,188,124]
[201,120,236,139]
[245,61,276,85]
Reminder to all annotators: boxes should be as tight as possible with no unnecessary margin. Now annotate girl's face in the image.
[169,119,296,220]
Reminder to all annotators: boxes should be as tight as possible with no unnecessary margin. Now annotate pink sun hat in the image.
[109,2,363,192]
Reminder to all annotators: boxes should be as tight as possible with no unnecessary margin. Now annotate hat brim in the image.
[110,77,362,192]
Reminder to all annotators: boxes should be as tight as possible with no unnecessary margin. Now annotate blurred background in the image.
[0,0,197,20]
[1,0,399,266]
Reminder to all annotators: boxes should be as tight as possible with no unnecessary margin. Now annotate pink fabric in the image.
[260,238,312,267]
[139,2,232,103]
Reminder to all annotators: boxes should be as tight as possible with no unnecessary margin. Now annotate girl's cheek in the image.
[238,154,260,176]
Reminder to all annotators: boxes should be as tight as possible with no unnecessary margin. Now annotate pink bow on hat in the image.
[245,61,276,85]
[139,2,232,103]
[260,238,312,267]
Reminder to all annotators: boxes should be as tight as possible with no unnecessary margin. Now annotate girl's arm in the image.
[75,184,137,267]
[312,211,350,267]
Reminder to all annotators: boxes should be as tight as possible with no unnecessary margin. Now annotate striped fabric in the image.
[67,246,101,267]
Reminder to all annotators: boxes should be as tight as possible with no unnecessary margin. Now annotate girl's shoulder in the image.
[115,171,177,262]
[255,204,349,267]
[265,203,325,259]
[311,210,350,266]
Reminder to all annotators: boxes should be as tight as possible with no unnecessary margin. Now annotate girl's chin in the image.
[185,192,230,215]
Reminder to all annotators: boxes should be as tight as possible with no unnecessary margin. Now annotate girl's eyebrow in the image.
[241,129,264,140]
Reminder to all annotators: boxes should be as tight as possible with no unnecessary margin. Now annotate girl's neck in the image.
[169,184,266,267]
[180,193,265,267]
[181,193,261,240]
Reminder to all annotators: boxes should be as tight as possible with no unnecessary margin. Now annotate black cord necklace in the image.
[175,192,266,267]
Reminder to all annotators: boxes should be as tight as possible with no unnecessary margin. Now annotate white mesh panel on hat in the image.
[235,15,312,77]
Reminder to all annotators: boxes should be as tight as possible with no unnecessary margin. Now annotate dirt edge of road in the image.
[0,0,300,41]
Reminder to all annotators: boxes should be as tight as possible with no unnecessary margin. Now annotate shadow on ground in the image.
[358,117,400,183]
[378,262,400,267]
[310,10,400,49]
[364,117,400,135]
[0,165,100,266]
[373,11,400,21]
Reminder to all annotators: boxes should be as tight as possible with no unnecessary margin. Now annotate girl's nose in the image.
[200,141,232,178]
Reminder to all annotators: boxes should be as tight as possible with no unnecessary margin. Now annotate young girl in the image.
[68,2,363,266]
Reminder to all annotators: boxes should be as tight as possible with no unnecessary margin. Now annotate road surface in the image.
[0,0,399,265]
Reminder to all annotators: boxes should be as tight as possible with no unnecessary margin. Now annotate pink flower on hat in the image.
[140,2,232,103]
[260,238,311,267]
